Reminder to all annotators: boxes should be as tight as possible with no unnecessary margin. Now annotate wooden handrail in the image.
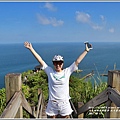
[0,73,45,118]
[21,91,37,118]
[77,88,108,115]
[0,91,22,118]
[107,87,120,107]
[36,89,44,118]
[77,87,120,117]
[0,91,37,118]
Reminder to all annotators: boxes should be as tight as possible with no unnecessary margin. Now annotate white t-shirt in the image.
[42,62,78,101]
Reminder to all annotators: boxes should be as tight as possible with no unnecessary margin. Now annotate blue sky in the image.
[0,2,120,43]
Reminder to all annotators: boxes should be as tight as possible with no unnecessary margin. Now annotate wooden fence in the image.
[1,70,120,118]
[77,70,120,118]
[0,73,45,118]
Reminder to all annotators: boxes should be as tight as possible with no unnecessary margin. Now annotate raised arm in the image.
[75,42,92,66]
[24,42,44,66]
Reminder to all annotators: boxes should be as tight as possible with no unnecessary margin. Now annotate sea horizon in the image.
[1,41,120,45]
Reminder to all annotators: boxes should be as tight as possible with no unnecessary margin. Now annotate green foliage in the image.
[71,76,96,103]
[0,88,6,115]
[69,75,107,118]
[22,70,48,106]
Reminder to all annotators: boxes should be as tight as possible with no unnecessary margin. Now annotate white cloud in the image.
[100,15,105,21]
[75,11,104,30]
[109,28,114,33]
[76,11,91,23]
[37,14,64,27]
[37,14,50,25]
[44,3,57,11]
[100,15,107,26]
[49,17,64,27]
[92,24,103,30]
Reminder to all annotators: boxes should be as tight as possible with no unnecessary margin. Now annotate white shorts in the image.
[46,100,73,116]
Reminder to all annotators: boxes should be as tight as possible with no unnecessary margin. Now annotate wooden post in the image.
[36,89,41,118]
[107,70,120,118]
[5,73,23,118]
[78,102,84,118]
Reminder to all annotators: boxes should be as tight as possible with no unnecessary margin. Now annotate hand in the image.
[85,42,93,52]
[24,41,32,50]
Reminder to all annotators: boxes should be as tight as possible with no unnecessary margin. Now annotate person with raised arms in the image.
[24,41,92,118]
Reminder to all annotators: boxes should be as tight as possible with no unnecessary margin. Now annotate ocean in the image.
[0,42,120,89]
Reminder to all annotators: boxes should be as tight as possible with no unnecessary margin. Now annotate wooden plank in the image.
[31,106,36,117]
[36,92,42,118]
[0,91,22,118]
[108,71,113,87]
[107,71,120,118]
[100,74,108,77]
[105,100,112,118]
[77,89,108,115]
[78,102,84,118]
[5,73,22,103]
[108,70,120,91]
[82,72,94,79]
[108,88,120,107]
[5,73,23,118]
[39,102,43,118]
[109,103,120,118]
[21,92,36,118]
[69,99,77,117]
[107,89,120,119]
[40,96,45,118]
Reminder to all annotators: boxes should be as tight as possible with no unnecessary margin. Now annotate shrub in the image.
[0,88,6,115]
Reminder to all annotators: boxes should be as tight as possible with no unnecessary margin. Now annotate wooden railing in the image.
[0,73,45,118]
[77,70,120,118]
[1,70,120,118]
